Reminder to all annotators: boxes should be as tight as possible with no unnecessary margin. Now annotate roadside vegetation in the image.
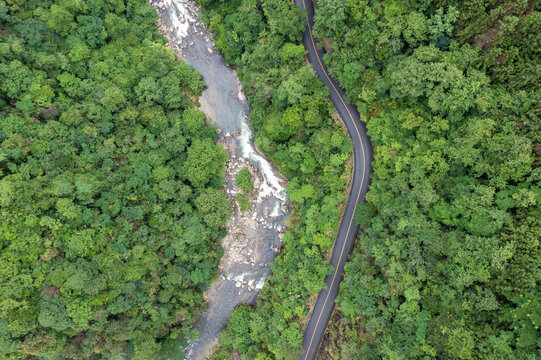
[0,1,231,359]
[312,0,541,358]
[197,0,354,358]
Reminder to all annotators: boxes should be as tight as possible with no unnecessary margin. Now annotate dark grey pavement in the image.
[294,0,373,359]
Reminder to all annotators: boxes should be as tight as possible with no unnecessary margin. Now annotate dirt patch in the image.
[474,25,500,50]
[305,53,311,66]
[494,54,508,65]
[40,248,58,261]
[533,144,541,157]
[323,37,332,54]
[42,285,61,297]
[316,307,372,360]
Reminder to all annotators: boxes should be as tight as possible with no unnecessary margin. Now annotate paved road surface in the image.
[294,0,373,359]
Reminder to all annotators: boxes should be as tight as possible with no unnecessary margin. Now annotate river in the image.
[150,1,291,359]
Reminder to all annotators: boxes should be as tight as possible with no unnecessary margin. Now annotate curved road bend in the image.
[294,0,373,359]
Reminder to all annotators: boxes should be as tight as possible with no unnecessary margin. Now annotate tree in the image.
[195,188,232,229]
[313,0,347,39]
[43,5,76,36]
[134,77,163,104]
[38,297,72,332]
[182,139,228,188]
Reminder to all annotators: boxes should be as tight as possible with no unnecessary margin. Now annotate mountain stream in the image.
[151,1,291,358]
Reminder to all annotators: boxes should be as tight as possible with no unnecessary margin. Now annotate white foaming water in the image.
[164,0,194,40]
[238,119,287,202]
[255,277,267,290]
[237,83,247,102]
[269,200,281,217]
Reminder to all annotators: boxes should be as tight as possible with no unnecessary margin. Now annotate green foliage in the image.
[0,1,230,358]
[235,168,253,212]
[217,306,259,359]
[196,188,232,229]
[236,194,251,212]
[311,0,541,358]
[236,168,253,193]
[183,138,228,188]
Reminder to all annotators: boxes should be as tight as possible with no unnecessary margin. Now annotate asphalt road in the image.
[294,0,373,359]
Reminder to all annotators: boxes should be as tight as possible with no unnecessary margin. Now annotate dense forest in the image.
[2,0,539,359]
[311,0,540,359]
[195,0,355,359]
[0,1,232,359]
[200,0,541,359]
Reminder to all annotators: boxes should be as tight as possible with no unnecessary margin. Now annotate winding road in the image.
[294,0,373,359]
